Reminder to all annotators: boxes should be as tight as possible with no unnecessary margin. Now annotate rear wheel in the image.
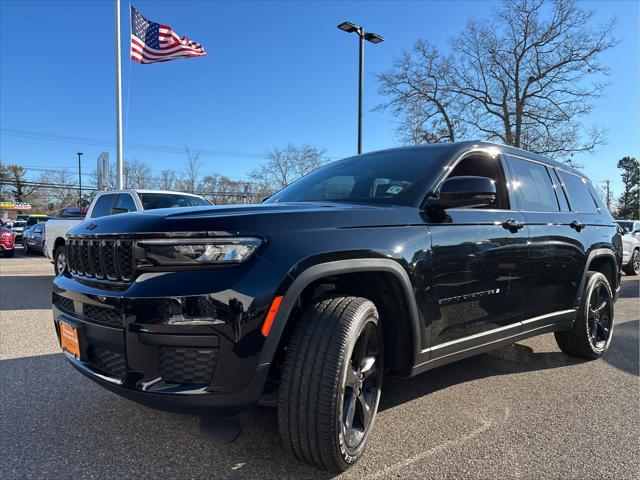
[4,249,14,257]
[54,245,66,275]
[623,249,640,276]
[278,296,383,472]
[555,272,614,359]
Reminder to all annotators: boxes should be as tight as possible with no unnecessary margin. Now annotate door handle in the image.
[570,220,585,232]
[502,219,524,233]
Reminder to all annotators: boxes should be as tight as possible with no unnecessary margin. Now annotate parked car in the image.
[616,220,640,275]
[52,142,622,472]
[57,207,88,218]
[0,226,15,257]
[10,220,26,242]
[23,222,47,255]
[24,214,49,228]
[45,189,211,274]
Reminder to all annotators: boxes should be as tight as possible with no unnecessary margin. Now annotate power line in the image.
[1,128,269,160]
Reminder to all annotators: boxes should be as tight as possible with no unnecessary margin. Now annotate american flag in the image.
[130,6,207,64]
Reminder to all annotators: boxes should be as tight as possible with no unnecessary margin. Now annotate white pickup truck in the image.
[616,220,640,276]
[45,189,210,274]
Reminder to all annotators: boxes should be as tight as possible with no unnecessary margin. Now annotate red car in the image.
[0,226,15,257]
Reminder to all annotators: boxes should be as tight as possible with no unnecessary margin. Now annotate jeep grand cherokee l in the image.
[52,141,622,472]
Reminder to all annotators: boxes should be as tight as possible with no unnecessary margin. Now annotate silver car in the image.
[617,220,640,275]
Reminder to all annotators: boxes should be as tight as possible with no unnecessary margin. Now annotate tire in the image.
[4,249,14,257]
[23,241,30,254]
[54,245,66,275]
[278,296,383,472]
[555,272,614,360]
[623,249,640,276]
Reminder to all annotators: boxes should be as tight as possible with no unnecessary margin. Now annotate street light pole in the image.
[77,152,83,207]
[338,22,384,155]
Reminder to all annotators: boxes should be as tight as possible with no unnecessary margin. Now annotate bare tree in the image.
[157,169,178,191]
[378,0,617,159]
[123,159,152,189]
[377,40,463,144]
[250,144,329,191]
[182,147,202,193]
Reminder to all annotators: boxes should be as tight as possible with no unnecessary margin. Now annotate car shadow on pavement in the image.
[0,353,334,480]
[379,342,588,413]
[0,275,53,310]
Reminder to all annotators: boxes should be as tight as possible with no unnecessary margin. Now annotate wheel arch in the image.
[259,258,422,375]
[577,249,619,307]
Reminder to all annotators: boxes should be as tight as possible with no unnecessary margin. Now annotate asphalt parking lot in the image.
[1,247,638,479]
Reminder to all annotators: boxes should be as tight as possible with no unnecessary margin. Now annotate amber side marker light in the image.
[261,295,284,337]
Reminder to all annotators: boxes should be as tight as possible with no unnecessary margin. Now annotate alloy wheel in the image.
[341,321,382,450]
[588,282,613,351]
[633,252,640,275]
[56,252,66,273]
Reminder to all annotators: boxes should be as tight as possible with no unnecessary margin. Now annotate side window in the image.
[33,225,43,233]
[113,194,137,214]
[557,171,598,213]
[445,153,509,209]
[90,194,116,218]
[507,156,559,212]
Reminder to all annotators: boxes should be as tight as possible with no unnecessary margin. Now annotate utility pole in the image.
[77,152,83,207]
[602,180,612,211]
[115,0,124,189]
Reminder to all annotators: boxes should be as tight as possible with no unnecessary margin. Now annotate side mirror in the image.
[427,176,497,210]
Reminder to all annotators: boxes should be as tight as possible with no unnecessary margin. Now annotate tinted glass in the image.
[558,171,598,213]
[617,221,633,231]
[33,224,43,233]
[91,194,116,218]
[139,193,210,210]
[508,157,559,212]
[26,216,48,227]
[446,154,509,209]
[114,194,137,213]
[265,148,450,205]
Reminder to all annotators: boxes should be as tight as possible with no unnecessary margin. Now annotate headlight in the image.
[139,237,262,267]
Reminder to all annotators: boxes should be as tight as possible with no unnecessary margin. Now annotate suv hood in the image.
[68,202,420,236]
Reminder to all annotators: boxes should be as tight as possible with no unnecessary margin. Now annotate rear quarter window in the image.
[557,171,599,213]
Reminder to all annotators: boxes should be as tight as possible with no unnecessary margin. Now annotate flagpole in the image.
[115,0,124,189]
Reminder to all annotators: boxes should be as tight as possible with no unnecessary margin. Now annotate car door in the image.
[425,151,529,351]
[504,155,593,320]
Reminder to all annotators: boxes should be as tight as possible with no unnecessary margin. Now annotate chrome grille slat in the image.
[67,238,136,282]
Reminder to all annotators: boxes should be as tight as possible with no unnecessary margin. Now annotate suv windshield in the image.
[139,193,210,210]
[265,147,450,206]
[26,217,48,227]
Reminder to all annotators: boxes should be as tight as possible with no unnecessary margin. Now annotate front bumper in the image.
[52,268,278,414]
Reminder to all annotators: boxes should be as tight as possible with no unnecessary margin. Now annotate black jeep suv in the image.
[52,141,622,472]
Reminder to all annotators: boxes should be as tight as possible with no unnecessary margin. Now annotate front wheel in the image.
[555,272,614,359]
[54,245,66,275]
[623,249,640,276]
[278,296,383,472]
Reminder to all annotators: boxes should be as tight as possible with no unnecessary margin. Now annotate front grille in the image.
[53,293,74,314]
[83,304,123,329]
[67,238,135,282]
[88,345,127,379]
[159,347,218,385]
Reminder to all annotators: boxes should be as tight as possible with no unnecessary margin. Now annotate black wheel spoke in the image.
[358,393,373,428]
[344,391,357,430]
[345,365,359,388]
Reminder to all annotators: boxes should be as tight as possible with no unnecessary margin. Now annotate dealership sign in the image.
[0,202,32,210]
